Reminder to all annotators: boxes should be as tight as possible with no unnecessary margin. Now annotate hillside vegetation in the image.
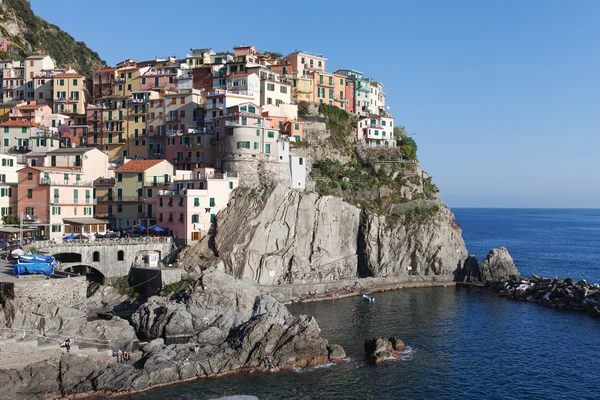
[0,0,106,76]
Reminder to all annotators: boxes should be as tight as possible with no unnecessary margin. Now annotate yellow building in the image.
[292,76,314,102]
[114,159,175,230]
[100,95,128,160]
[112,67,141,98]
[52,72,87,124]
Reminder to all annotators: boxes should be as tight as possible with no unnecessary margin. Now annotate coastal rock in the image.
[364,337,405,364]
[479,247,519,285]
[210,184,467,285]
[454,254,480,282]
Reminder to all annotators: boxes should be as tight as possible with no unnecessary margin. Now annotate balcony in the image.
[225,121,263,128]
[137,212,156,219]
[166,130,183,136]
[165,116,179,122]
[129,98,147,105]
[11,145,31,153]
[96,195,114,202]
[115,196,144,202]
[113,78,126,83]
[143,180,171,187]
[50,198,97,205]
[190,157,203,163]
[40,178,93,186]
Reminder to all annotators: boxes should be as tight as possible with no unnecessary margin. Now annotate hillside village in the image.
[0,44,405,248]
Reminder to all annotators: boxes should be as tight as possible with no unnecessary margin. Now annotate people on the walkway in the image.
[63,338,71,353]
[265,355,273,369]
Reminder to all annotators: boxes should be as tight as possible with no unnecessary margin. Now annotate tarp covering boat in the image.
[18,254,55,264]
[362,294,375,302]
[14,262,53,277]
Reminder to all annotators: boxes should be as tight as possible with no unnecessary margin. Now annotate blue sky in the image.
[29,0,600,208]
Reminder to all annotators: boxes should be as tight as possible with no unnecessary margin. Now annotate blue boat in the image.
[14,262,53,277]
[362,294,375,302]
[18,254,56,264]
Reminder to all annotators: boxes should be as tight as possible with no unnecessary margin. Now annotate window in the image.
[22,127,27,134]
[117,203,123,213]
[27,189,33,198]
[229,182,234,189]
[268,131,274,138]
[254,142,258,150]
[93,251,100,262]
[137,173,142,182]
[280,86,287,94]
[3,127,7,133]
[117,250,124,261]
[3,139,8,147]
[194,198,199,207]
[59,79,64,86]
[117,173,122,182]
[209,198,215,207]
[267,83,275,91]
[256,129,260,137]
[27,172,33,180]
[210,214,216,223]
[191,214,199,223]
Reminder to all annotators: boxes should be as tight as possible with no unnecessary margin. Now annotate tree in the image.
[263,51,283,60]
[2,214,20,225]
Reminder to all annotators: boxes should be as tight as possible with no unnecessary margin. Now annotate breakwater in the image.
[483,275,600,317]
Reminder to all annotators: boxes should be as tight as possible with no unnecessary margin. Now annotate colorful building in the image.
[0,154,18,219]
[52,72,87,123]
[17,166,98,240]
[154,167,239,245]
[114,159,175,230]
[357,114,396,148]
[282,51,327,77]
[0,120,59,161]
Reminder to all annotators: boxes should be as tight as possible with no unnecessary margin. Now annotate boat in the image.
[18,254,56,264]
[14,262,54,277]
[362,294,375,302]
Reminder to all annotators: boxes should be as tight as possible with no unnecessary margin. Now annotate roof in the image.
[0,120,46,128]
[94,177,115,185]
[115,159,166,172]
[25,166,84,174]
[53,73,83,78]
[63,218,108,225]
[16,104,46,110]
[47,147,95,155]
[95,67,117,73]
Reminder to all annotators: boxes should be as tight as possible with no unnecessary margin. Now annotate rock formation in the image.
[208,184,467,285]
[455,247,519,285]
[364,337,406,363]
[0,268,343,399]
[493,275,600,316]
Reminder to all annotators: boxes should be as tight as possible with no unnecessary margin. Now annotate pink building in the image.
[17,166,103,240]
[154,168,239,245]
[0,36,9,53]
[282,51,327,77]
[8,101,52,123]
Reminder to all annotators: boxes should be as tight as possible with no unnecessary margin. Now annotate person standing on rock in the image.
[64,338,71,353]
[265,355,273,370]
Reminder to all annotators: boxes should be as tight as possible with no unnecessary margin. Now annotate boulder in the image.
[364,337,405,364]
[478,247,519,285]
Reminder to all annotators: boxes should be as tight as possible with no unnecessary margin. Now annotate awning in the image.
[0,227,36,234]
[149,225,166,232]
[63,218,108,225]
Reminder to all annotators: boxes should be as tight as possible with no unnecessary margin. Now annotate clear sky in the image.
[29,0,600,208]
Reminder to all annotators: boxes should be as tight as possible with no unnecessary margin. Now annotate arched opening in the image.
[93,251,100,262]
[117,250,124,261]
[53,252,82,263]
[64,265,105,284]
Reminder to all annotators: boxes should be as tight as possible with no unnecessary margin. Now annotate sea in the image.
[128,208,600,400]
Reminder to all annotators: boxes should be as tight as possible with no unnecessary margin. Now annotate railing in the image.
[40,178,93,186]
[143,180,171,187]
[115,196,144,202]
[190,157,203,163]
[166,130,183,136]
[96,195,114,202]
[49,198,97,205]
[113,78,126,83]
[225,121,263,127]
[129,99,147,104]
[165,116,179,122]
[33,237,173,248]
[137,212,156,219]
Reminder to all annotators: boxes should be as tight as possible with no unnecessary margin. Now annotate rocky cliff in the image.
[0,0,106,75]
[205,184,467,286]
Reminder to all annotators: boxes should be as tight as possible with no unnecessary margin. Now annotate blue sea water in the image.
[128,209,600,400]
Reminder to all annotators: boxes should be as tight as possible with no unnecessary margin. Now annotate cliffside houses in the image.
[0,44,396,244]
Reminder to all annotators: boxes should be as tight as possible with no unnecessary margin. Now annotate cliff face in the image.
[212,184,467,285]
[0,0,106,76]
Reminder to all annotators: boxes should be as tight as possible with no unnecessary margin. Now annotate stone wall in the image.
[33,238,174,278]
[221,154,292,188]
[0,276,87,308]
[129,267,182,298]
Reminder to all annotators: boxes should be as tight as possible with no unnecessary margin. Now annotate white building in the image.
[0,154,19,218]
[357,114,396,148]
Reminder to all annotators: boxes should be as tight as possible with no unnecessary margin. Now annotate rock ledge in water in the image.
[364,337,405,364]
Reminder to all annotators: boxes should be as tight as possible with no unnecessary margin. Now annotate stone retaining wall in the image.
[0,276,87,308]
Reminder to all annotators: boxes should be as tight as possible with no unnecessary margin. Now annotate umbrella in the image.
[133,225,147,231]
[149,225,166,232]
[63,234,75,241]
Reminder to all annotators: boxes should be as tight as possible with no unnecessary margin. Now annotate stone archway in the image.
[53,252,83,263]
[64,264,105,284]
